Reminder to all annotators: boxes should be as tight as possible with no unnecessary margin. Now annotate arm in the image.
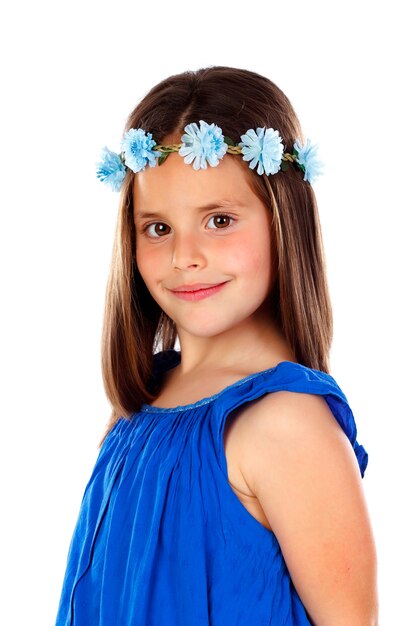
[238,391,379,626]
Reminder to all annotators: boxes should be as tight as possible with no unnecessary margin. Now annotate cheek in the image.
[136,250,164,305]
[135,245,156,286]
[226,231,272,277]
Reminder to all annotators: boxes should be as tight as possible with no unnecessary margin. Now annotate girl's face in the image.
[133,150,276,340]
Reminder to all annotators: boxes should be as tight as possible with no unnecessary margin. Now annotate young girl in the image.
[55,66,378,625]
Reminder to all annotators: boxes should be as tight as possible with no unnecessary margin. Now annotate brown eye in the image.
[207,214,235,229]
[145,222,171,237]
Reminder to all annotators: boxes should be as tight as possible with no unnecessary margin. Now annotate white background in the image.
[1,1,415,624]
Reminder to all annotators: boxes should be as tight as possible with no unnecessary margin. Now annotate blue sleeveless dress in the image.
[55,349,368,626]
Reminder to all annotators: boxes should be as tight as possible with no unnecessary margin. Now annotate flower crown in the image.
[96,119,324,192]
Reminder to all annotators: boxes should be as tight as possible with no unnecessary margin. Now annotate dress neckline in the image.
[141,351,298,413]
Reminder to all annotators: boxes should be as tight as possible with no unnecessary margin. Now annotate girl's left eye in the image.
[207,214,235,230]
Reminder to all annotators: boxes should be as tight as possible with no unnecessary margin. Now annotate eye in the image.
[141,222,171,238]
[207,214,235,230]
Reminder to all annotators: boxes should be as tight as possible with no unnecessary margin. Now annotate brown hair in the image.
[98,65,333,446]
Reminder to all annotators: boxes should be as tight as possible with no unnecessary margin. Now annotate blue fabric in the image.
[55,349,368,625]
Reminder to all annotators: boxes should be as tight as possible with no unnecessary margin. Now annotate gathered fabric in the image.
[55,349,368,626]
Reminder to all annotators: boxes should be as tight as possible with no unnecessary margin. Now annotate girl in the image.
[55,66,378,625]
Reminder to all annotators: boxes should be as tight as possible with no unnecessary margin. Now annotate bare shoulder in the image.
[237,390,353,492]
[240,390,346,451]
[237,390,379,625]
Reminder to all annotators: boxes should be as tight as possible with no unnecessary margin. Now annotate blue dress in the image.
[55,349,368,626]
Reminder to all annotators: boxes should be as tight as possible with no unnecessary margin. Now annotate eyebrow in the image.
[135,200,244,220]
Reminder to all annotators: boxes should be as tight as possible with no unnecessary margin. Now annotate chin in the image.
[178,311,258,338]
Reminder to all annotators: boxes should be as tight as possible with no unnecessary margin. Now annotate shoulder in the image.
[239,388,361,495]
[235,389,378,621]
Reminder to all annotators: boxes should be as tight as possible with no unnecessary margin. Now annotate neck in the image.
[174,302,295,376]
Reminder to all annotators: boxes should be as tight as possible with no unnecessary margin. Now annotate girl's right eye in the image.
[142,222,170,238]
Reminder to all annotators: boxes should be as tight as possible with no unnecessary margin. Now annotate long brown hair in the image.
[99,65,333,446]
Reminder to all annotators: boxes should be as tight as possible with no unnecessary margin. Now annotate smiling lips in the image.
[169,281,229,301]
[171,282,225,292]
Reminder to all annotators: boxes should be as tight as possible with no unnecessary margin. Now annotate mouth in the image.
[169,281,229,301]
[171,282,226,292]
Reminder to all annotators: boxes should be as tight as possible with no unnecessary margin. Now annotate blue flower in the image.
[238,127,284,176]
[293,138,324,184]
[178,120,228,170]
[121,128,161,173]
[96,147,127,192]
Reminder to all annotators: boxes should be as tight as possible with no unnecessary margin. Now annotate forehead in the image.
[133,151,259,215]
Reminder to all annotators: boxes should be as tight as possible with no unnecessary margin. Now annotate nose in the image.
[171,229,207,270]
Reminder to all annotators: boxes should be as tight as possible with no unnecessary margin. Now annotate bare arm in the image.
[238,391,379,626]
